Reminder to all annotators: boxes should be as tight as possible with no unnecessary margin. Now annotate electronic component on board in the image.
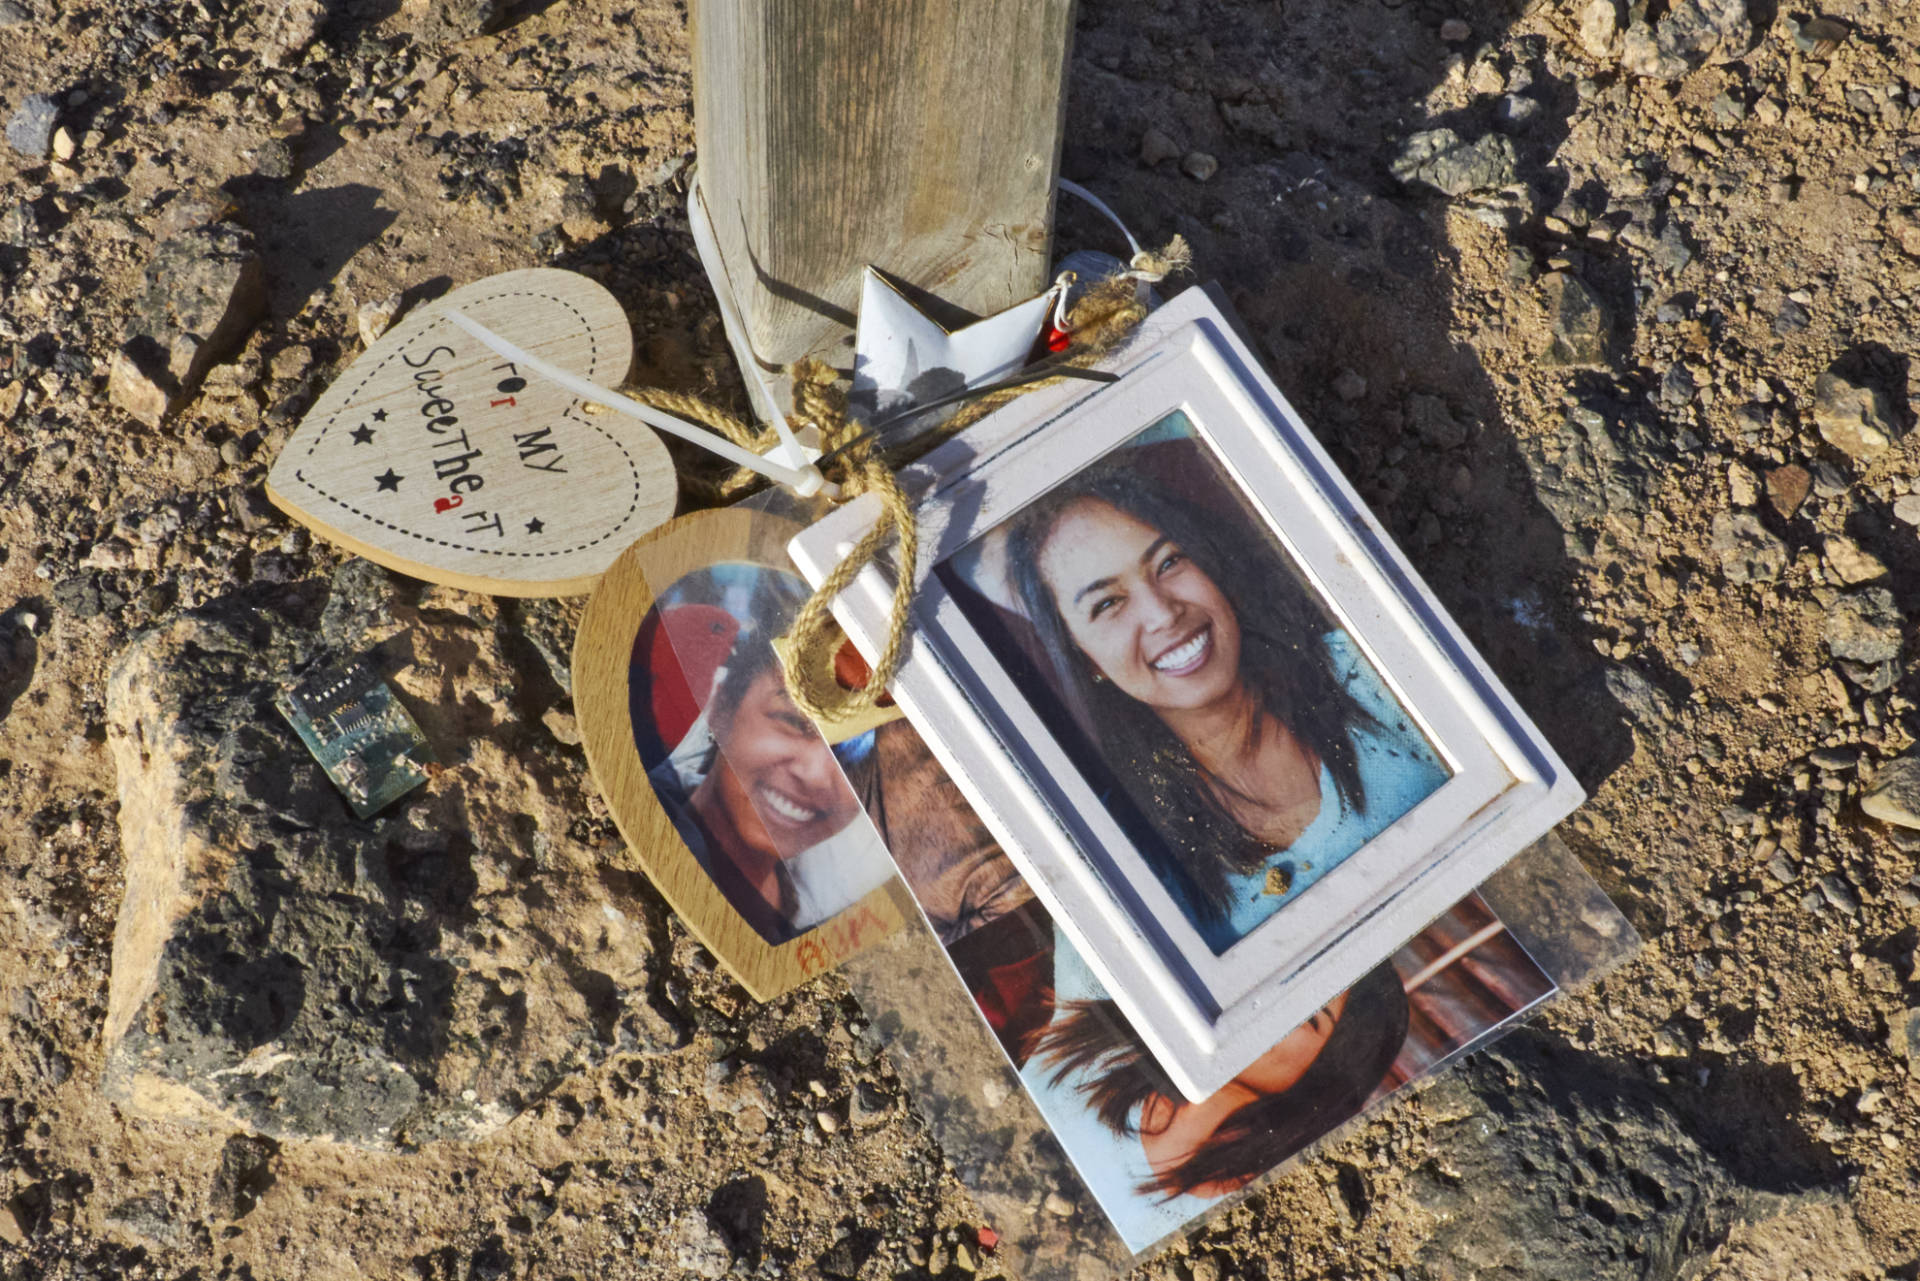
[276,653,434,818]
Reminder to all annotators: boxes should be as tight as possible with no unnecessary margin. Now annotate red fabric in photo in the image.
[970,948,1054,1064]
[947,898,1058,1067]
[634,604,740,747]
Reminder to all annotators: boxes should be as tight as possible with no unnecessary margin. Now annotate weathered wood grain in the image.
[692,0,1076,393]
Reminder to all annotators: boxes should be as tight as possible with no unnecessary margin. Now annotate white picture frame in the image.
[788,284,1583,1101]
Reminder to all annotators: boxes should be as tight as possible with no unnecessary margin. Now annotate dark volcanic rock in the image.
[1620,0,1752,79]
[1390,129,1517,197]
[208,1134,276,1220]
[1409,1032,1861,1280]
[1824,588,1903,665]
[108,222,267,425]
[1542,273,1611,368]
[5,93,57,158]
[103,562,683,1149]
[1709,510,1787,585]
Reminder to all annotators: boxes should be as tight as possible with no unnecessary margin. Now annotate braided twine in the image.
[629,240,1189,726]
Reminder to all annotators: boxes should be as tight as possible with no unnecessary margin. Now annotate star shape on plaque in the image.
[374,468,403,492]
[350,424,376,445]
[525,517,545,534]
[847,267,1060,425]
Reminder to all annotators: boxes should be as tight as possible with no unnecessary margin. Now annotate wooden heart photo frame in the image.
[575,507,911,999]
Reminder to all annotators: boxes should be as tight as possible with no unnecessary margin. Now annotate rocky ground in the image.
[2,0,1919,1277]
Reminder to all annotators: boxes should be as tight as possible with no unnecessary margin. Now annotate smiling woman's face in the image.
[707,668,861,860]
[1036,498,1243,715]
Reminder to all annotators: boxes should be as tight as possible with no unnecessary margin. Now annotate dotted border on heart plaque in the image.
[288,290,647,559]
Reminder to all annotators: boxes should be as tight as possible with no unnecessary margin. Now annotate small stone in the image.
[952,1241,978,1273]
[1406,393,1468,449]
[102,1195,186,1249]
[1809,460,1848,499]
[1824,535,1887,585]
[108,345,175,425]
[1332,369,1368,402]
[253,137,294,181]
[357,293,405,346]
[1785,15,1848,56]
[1440,17,1471,41]
[1863,753,1920,829]
[541,707,581,746]
[1765,465,1812,519]
[1889,213,1920,262]
[269,344,313,383]
[1621,0,1751,79]
[1727,462,1759,508]
[669,1211,731,1280]
[112,223,267,424]
[1894,495,1920,526]
[1766,852,1798,884]
[816,1109,840,1133]
[1824,589,1903,665]
[209,1134,277,1220]
[1181,151,1219,182]
[1541,273,1611,367]
[50,126,75,162]
[1578,0,1618,55]
[1816,875,1860,915]
[404,0,509,41]
[1390,128,1517,196]
[1043,1192,1075,1218]
[1139,127,1182,167]
[1709,510,1787,584]
[0,1,30,26]
[1894,1009,1920,1074]
[0,1203,22,1246]
[6,93,58,158]
[1495,93,1540,131]
[1813,370,1899,459]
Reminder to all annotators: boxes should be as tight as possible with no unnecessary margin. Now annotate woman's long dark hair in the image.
[1032,962,1409,1198]
[1003,453,1377,922]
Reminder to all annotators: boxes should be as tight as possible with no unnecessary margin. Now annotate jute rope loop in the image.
[634,239,1190,725]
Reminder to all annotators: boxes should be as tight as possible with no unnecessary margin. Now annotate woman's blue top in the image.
[1164,629,1451,953]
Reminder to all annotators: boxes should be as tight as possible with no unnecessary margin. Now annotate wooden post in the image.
[691,0,1076,414]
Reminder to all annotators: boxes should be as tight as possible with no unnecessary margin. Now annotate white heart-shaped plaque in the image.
[267,269,678,596]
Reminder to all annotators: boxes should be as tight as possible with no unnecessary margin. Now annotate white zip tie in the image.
[1058,177,1143,258]
[445,311,834,499]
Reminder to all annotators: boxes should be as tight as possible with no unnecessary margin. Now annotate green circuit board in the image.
[276,654,433,818]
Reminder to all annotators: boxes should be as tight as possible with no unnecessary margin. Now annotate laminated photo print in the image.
[845,719,1556,1252]
[629,561,897,946]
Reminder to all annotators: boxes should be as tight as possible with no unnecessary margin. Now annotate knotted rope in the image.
[634,239,1190,726]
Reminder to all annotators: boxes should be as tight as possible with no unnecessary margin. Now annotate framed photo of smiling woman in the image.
[577,506,912,1001]
[789,283,1584,1099]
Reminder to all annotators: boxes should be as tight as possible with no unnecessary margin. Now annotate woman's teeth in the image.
[1152,629,1209,672]
[759,787,820,824]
